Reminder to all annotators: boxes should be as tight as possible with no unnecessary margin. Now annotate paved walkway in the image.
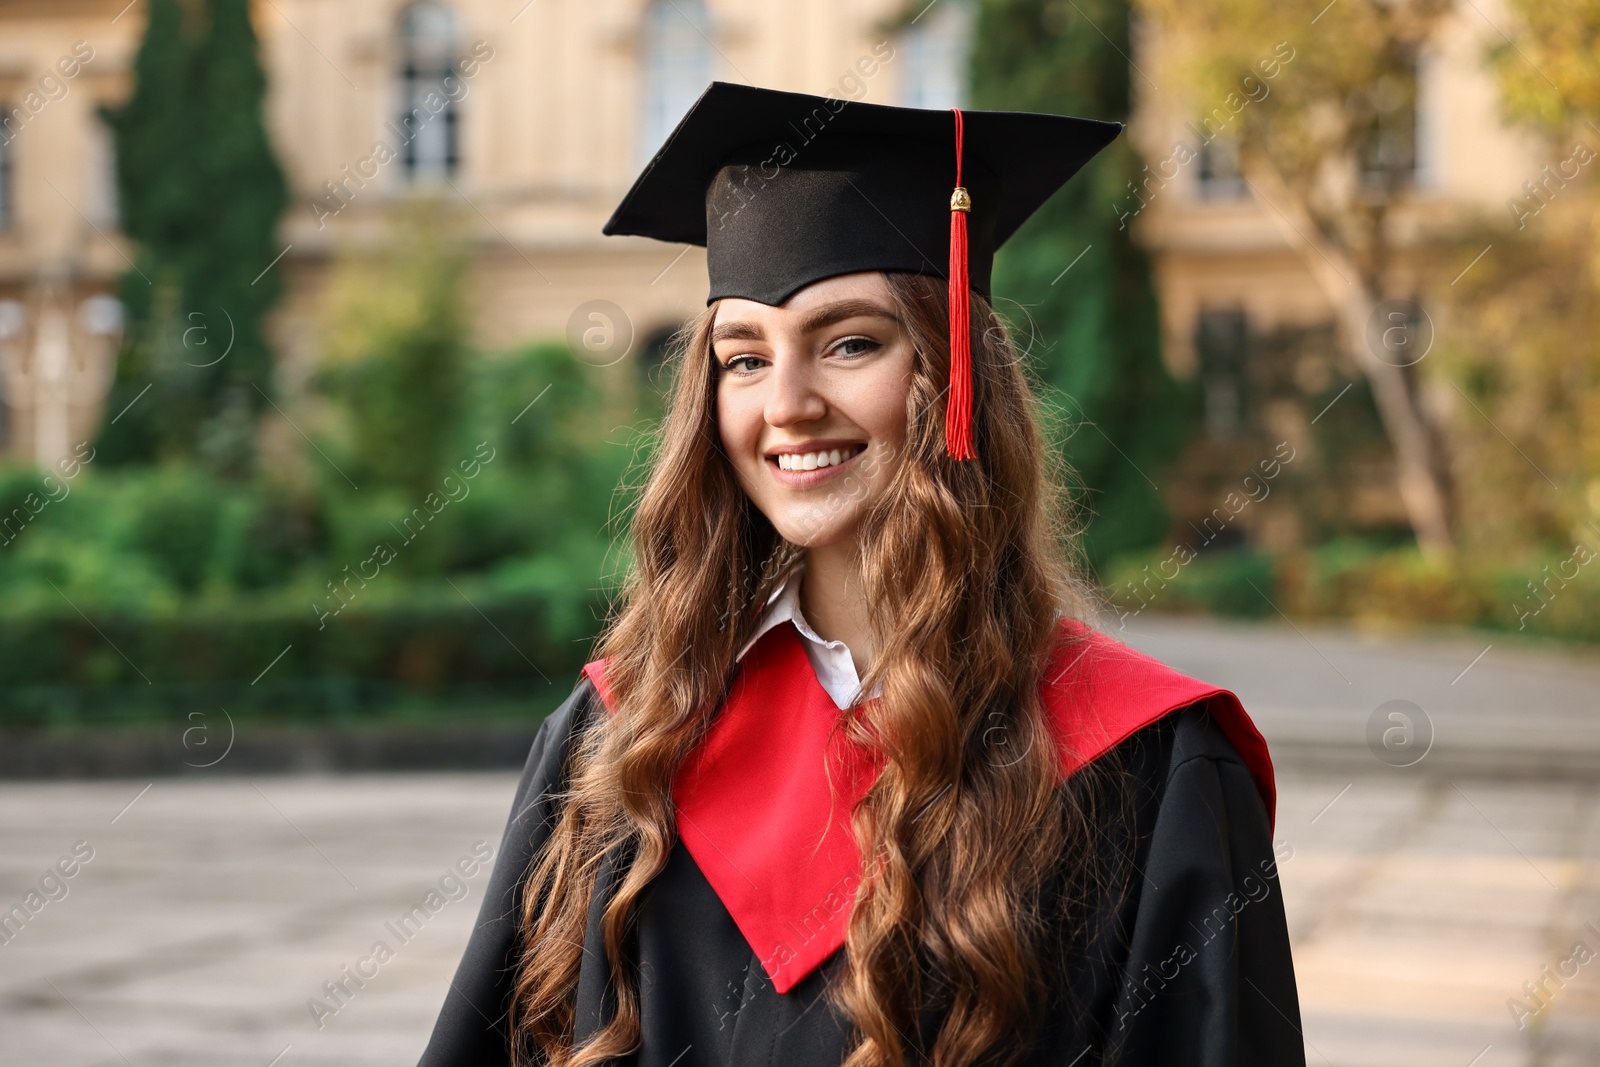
[1116,615,1600,778]
[2,617,1598,1066]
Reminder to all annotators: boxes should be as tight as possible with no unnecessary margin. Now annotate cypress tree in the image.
[971,0,1193,570]
[98,0,288,475]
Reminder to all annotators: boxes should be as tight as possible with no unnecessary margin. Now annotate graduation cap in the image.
[603,82,1123,460]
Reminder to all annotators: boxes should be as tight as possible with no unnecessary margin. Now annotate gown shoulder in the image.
[418,677,1306,1066]
[417,676,603,1067]
[1040,702,1305,1066]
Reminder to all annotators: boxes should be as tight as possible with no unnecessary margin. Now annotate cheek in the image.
[857,351,915,445]
[715,385,763,473]
[715,382,743,442]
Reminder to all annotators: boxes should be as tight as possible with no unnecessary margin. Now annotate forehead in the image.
[711,272,894,327]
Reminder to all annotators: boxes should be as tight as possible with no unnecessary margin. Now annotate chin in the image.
[773,509,860,550]
[774,525,838,550]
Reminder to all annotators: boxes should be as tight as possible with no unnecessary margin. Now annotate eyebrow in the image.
[710,299,898,344]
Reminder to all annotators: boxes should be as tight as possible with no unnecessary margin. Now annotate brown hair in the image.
[510,271,1108,1066]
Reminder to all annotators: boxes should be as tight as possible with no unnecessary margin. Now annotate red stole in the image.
[579,619,1274,995]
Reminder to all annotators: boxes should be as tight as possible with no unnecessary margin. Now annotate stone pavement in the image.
[1115,614,1600,779]
[2,616,1598,1066]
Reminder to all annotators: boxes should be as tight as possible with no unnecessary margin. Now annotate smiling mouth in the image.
[771,444,867,472]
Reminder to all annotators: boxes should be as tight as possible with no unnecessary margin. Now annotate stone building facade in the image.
[0,0,1544,552]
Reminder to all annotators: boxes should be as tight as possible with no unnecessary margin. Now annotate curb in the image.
[0,723,546,779]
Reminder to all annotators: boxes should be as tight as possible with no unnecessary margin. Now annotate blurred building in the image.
[1129,3,1542,546]
[0,0,973,464]
[0,0,1546,553]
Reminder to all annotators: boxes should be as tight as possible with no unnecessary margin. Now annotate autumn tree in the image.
[1423,0,1600,555]
[1130,0,1458,551]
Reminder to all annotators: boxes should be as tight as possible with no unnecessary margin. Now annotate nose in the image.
[763,342,827,428]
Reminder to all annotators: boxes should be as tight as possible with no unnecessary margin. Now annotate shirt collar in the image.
[736,566,854,663]
[738,566,875,708]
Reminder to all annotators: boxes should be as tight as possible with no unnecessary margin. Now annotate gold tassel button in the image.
[949,186,972,212]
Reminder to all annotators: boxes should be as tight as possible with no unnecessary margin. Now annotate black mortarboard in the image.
[603,82,1122,459]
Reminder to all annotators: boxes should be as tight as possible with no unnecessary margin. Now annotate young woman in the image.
[420,84,1303,1067]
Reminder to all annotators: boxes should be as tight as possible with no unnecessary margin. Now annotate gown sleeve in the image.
[417,676,600,1067]
[1093,705,1306,1067]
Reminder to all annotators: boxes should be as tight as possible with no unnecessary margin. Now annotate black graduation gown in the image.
[419,636,1305,1067]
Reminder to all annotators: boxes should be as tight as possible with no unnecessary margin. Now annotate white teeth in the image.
[776,445,862,471]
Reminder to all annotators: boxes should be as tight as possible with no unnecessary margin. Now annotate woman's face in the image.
[713,271,915,550]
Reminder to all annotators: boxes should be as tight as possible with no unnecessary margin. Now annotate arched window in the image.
[397,1,460,181]
[897,0,974,110]
[638,0,713,163]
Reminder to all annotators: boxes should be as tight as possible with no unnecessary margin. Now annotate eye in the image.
[720,353,766,375]
[832,336,880,358]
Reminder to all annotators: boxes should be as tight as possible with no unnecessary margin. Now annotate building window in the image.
[638,0,714,164]
[1196,135,1246,199]
[78,294,124,341]
[85,112,118,226]
[1360,55,1419,192]
[897,0,974,109]
[1196,308,1250,439]
[397,1,460,181]
[0,300,24,453]
[1412,50,1440,191]
[0,106,13,231]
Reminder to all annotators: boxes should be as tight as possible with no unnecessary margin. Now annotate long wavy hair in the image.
[509,271,1113,1066]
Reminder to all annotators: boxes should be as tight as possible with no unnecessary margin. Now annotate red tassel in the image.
[945,108,975,461]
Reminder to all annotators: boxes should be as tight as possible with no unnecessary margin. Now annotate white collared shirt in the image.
[735,569,878,709]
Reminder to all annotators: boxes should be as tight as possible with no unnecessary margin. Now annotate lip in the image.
[764,441,868,489]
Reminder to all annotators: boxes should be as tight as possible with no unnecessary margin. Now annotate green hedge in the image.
[0,337,649,727]
[0,584,606,727]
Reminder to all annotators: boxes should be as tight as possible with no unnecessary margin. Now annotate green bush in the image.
[119,467,230,593]
[1105,538,1600,644]
[0,332,648,728]
[1104,547,1277,619]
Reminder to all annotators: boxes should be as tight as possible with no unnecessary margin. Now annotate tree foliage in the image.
[97,0,289,476]
[1130,0,1459,551]
[970,0,1193,570]
[1491,0,1600,127]
[1427,0,1600,556]
[316,199,471,501]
